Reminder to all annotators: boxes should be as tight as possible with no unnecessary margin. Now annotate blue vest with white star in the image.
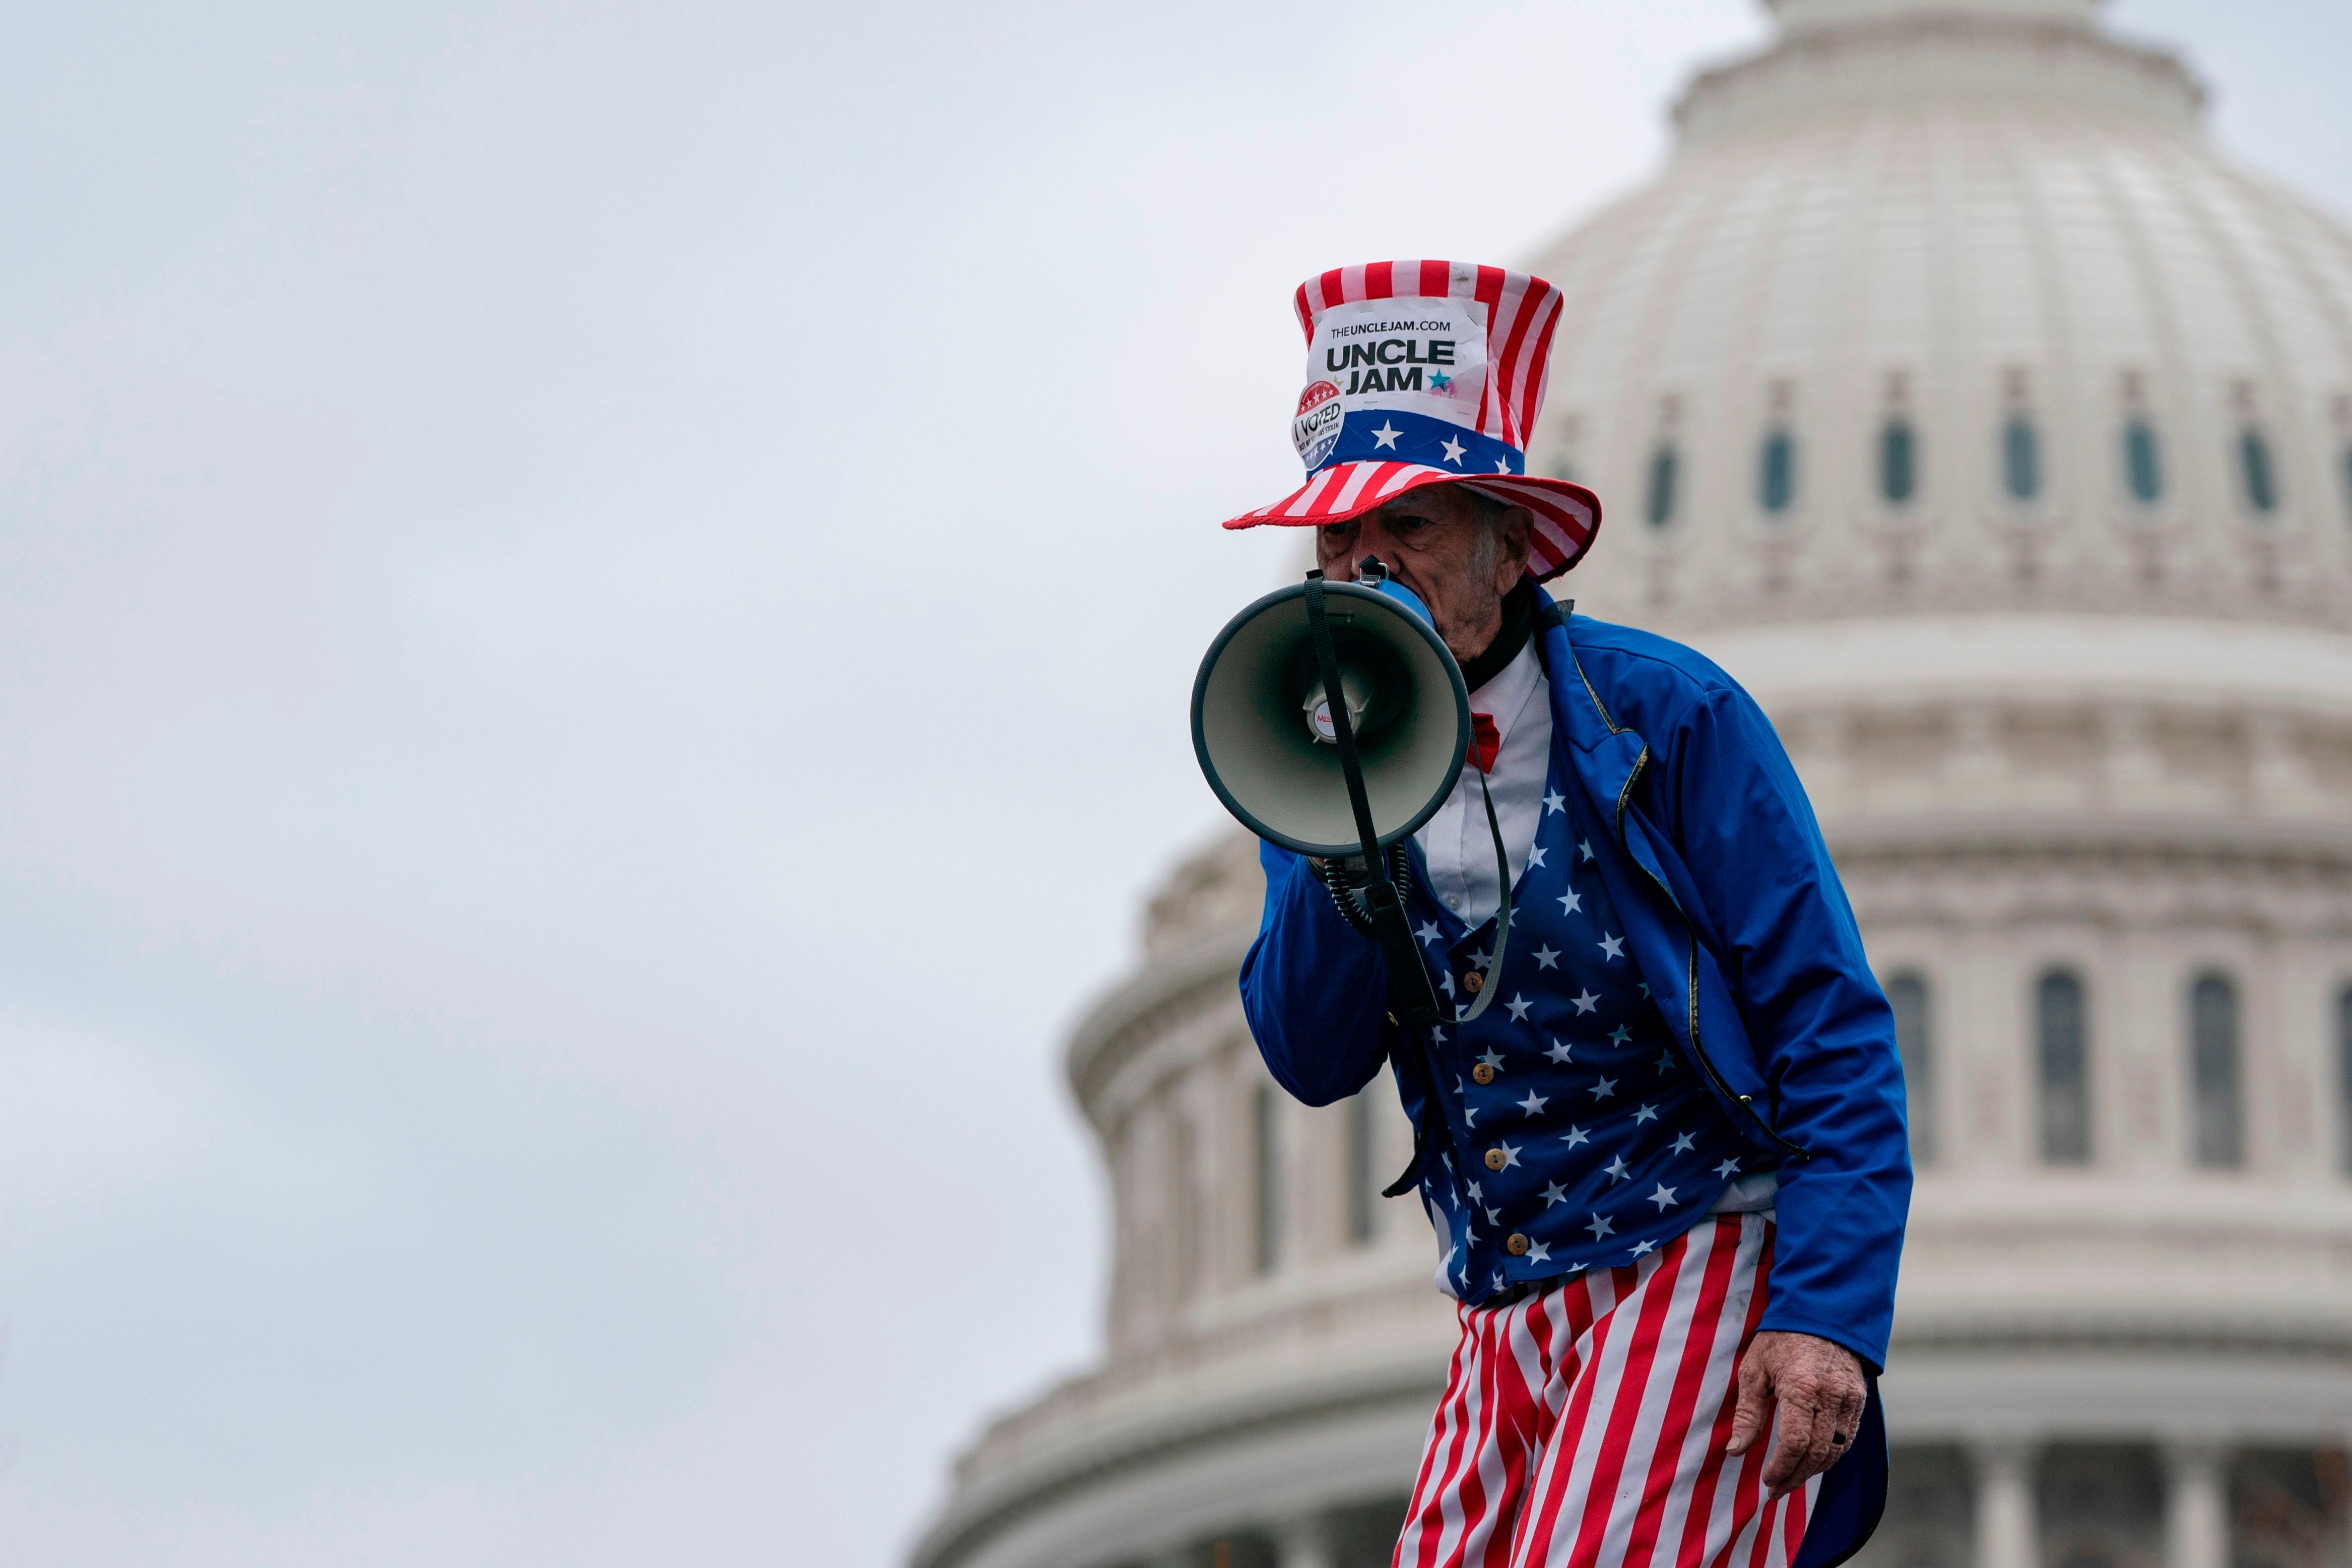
[1405,727,1757,1302]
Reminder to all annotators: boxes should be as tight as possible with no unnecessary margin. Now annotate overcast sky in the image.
[0,3,2344,1565]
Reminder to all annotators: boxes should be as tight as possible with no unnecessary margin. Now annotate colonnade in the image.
[1134,1440,2291,1568]
[1139,1505,1388,1568]
[1967,1440,2235,1568]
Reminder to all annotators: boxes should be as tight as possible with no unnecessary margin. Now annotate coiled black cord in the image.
[1316,844,1414,937]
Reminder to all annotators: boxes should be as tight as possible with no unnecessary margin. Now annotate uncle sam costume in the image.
[1225,263,1912,1568]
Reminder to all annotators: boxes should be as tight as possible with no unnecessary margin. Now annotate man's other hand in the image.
[1725,1330,1866,1497]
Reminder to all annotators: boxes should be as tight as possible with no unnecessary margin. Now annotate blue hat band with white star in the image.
[1314,409,1526,479]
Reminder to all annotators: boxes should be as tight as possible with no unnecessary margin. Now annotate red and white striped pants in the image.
[1395,1214,1819,1568]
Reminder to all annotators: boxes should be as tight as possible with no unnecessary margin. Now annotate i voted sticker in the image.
[1293,380,1344,471]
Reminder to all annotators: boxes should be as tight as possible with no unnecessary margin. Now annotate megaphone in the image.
[1193,560,1516,1187]
[1191,563,1472,858]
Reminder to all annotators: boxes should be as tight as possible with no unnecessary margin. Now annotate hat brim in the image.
[1221,462,1603,581]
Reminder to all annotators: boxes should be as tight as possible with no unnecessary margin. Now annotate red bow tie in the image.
[1468,712,1500,774]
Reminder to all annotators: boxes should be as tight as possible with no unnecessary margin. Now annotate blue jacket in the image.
[1240,590,1912,1375]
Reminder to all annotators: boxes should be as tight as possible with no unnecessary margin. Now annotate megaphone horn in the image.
[1190,565,1473,860]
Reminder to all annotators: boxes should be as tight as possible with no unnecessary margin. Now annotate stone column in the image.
[1274,1512,1338,1568]
[1972,1439,2038,1568]
[2163,1443,2229,1568]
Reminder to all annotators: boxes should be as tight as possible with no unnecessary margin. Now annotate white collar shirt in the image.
[1413,638,1550,929]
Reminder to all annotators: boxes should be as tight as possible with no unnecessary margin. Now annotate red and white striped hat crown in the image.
[1221,260,1602,581]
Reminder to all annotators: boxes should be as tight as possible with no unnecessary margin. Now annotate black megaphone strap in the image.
[1303,572,1483,1201]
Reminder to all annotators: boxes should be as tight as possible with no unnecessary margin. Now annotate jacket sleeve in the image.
[1666,687,1913,1373]
[1237,839,1393,1107]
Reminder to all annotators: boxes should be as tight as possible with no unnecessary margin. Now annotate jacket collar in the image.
[1530,584,1633,757]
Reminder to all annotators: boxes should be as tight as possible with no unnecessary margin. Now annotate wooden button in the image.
[1471,1063,1496,1085]
[1507,1233,1531,1256]
[1483,1147,1507,1172]
[1464,971,1484,993]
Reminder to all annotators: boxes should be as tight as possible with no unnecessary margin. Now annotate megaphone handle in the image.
[1315,844,1413,936]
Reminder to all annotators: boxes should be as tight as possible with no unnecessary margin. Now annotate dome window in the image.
[2037,969,2091,1165]
[1886,971,1934,1166]
[1879,419,1917,505]
[2336,987,2352,1178]
[1759,430,1796,515]
[2002,416,2041,502]
[2239,429,2279,515]
[2187,973,2244,1169]
[1646,443,1679,529]
[2123,419,2164,504]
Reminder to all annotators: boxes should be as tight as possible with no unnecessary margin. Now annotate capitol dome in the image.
[910,5,2352,1568]
[1532,0,2352,636]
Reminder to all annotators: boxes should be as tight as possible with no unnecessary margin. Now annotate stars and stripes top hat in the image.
[1221,260,1603,581]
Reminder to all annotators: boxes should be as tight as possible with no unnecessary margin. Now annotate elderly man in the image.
[1222,263,1910,1568]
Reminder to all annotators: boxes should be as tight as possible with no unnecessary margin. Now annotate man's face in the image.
[1314,486,1532,663]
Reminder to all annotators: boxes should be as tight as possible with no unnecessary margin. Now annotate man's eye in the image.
[1391,516,1432,533]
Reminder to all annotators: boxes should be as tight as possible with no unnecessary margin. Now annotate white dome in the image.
[1531,1,2352,636]
[1770,0,2103,33]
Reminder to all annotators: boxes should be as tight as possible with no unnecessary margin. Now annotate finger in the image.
[1821,1384,1867,1473]
[1725,1355,1772,1456]
[1760,1392,1826,1497]
[1783,1385,1860,1496]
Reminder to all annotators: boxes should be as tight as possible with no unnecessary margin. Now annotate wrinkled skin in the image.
[1312,486,1531,666]
[1322,483,1871,1499]
[1728,1330,1868,1497]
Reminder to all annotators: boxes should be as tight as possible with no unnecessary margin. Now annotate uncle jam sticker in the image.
[1302,295,1488,434]
[1293,381,1344,470]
